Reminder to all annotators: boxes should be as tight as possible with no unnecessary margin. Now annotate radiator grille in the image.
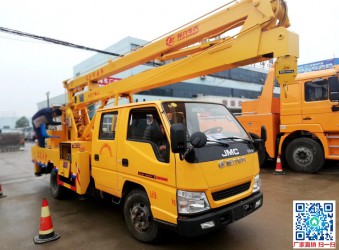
[212,182,251,201]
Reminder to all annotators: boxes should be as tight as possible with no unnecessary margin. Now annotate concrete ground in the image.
[0,142,338,250]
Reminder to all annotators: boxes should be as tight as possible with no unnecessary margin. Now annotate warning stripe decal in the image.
[58,179,76,191]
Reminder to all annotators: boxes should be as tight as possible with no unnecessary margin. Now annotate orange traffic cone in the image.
[273,155,286,175]
[0,184,6,198]
[33,198,60,244]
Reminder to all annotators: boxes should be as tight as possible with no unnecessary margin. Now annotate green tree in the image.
[16,116,30,128]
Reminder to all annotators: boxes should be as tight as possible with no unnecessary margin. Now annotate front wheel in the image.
[285,137,324,173]
[123,189,160,243]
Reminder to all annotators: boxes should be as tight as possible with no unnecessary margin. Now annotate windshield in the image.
[162,102,250,141]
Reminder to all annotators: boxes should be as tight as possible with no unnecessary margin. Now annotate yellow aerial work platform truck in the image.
[31,0,298,242]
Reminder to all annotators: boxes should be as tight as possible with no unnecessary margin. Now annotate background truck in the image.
[0,129,24,152]
[237,61,339,173]
[31,0,298,242]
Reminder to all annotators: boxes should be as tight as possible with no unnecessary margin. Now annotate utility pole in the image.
[46,91,50,107]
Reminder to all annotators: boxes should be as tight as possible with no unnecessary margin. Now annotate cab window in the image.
[305,80,328,102]
[127,108,169,163]
[99,112,118,140]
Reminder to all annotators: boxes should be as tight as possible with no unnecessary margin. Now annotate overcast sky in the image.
[0,0,338,119]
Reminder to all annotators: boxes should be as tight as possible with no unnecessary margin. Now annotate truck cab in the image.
[89,100,262,240]
[279,65,339,172]
[238,65,339,173]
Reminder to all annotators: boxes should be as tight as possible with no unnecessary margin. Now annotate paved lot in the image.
[0,143,338,250]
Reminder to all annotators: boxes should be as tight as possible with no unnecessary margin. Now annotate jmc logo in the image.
[221,148,239,157]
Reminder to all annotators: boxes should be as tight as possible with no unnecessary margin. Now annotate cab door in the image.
[302,79,332,130]
[116,106,177,223]
[91,111,119,193]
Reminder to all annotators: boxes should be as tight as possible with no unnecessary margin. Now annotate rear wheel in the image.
[50,171,67,199]
[123,189,160,243]
[285,137,324,173]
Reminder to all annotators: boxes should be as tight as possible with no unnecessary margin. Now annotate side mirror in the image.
[181,132,207,163]
[170,123,187,153]
[190,132,207,148]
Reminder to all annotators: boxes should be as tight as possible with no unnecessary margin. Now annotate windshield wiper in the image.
[206,136,229,147]
[220,136,253,143]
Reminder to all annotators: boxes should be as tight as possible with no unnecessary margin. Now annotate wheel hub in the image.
[294,147,313,165]
[130,203,151,232]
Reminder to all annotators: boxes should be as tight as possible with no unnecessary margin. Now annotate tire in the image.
[285,137,324,173]
[123,189,160,243]
[50,170,67,199]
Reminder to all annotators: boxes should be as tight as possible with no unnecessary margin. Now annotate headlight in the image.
[252,174,261,193]
[177,190,210,214]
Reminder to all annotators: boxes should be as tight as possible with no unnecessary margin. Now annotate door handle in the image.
[303,117,312,120]
[122,158,129,167]
[94,154,99,161]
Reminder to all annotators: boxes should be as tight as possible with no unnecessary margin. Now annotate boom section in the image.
[65,0,297,104]
[63,0,298,141]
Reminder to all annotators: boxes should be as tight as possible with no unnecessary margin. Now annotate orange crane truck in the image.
[237,61,339,174]
[31,0,298,242]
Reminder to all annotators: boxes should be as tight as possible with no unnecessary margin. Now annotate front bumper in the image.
[176,191,263,237]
